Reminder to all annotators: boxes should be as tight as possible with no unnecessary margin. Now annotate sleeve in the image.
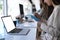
[52,8,60,37]
[40,7,60,37]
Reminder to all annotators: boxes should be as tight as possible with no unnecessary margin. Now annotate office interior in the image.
[0,0,56,40]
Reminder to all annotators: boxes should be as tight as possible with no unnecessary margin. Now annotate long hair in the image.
[52,0,60,5]
[40,0,54,20]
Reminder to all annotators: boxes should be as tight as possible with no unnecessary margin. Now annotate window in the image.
[0,0,5,39]
[0,0,3,15]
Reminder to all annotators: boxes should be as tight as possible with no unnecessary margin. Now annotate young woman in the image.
[39,0,60,40]
[36,0,54,39]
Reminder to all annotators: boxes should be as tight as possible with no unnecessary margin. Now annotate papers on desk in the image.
[23,22,37,28]
[17,22,37,28]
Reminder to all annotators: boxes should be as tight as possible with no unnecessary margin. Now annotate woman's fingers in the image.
[37,21,41,27]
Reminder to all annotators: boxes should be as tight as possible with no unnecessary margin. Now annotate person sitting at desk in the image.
[16,15,24,23]
[37,0,60,40]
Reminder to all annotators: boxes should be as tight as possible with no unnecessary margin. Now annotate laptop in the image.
[1,16,30,35]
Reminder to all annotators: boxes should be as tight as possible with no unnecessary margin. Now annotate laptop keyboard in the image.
[9,28,22,33]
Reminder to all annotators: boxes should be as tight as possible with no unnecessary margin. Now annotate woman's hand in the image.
[37,21,42,27]
[37,21,42,32]
[41,18,47,25]
[16,16,24,22]
[34,13,38,17]
[34,13,41,19]
[19,18,24,22]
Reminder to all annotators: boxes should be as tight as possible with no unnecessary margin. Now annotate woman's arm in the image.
[40,7,60,37]
[34,8,44,19]
[34,13,42,19]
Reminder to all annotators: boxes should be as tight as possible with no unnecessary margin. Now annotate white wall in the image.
[8,0,20,21]
[19,0,32,15]
[32,0,41,11]
[8,0,32,21]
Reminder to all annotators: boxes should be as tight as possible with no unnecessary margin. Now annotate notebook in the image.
[1,16,30,35]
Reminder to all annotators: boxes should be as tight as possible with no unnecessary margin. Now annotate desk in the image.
[5,21,37,40]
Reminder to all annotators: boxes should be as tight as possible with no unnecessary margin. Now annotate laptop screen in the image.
[1,16,15,32]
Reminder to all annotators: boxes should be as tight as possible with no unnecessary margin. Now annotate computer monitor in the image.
[29,0,33,4]
[19,4,24,18]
